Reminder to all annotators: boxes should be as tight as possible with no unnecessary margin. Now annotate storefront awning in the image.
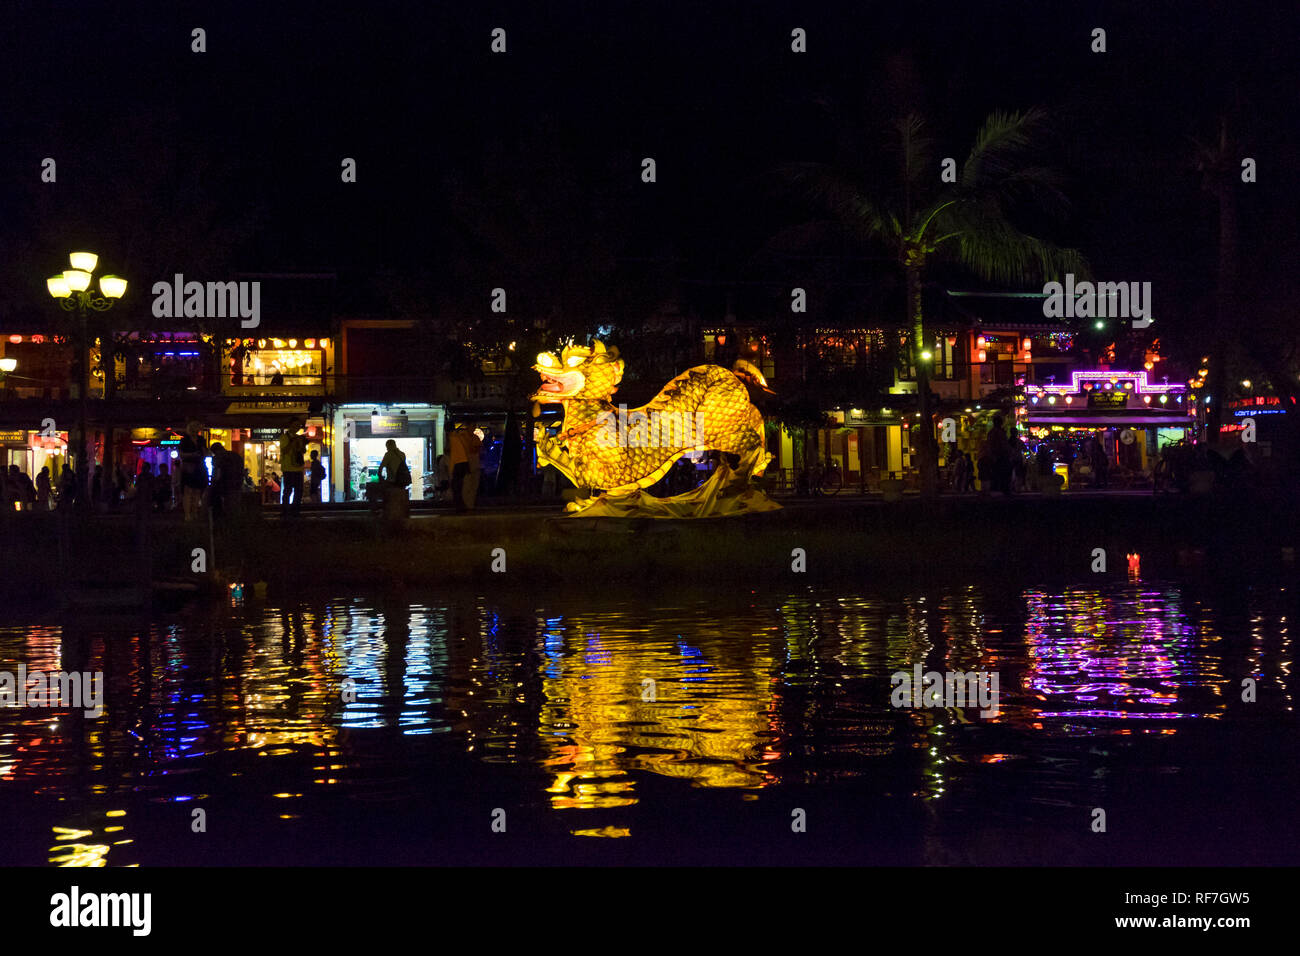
[225,402,310,415]
[1024,414,1192,427]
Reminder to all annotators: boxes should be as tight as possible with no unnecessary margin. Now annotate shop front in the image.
[1023,370,1193,481]
[219,401,328,502]
[333,404,445,502]
[1,428,70,486]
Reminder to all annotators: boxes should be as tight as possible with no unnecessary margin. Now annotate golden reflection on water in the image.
[1,580,1295,863]
[536,614,782,808]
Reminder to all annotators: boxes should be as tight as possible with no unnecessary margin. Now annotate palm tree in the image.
[1191,117,1241,443]
[773,108,1089,495]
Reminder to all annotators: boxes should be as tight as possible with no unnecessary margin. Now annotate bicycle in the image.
[806,458,843,496]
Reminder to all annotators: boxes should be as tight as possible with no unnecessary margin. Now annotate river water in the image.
[1,575,1295,866]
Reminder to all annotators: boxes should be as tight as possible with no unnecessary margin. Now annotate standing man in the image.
[308,450,326,504]
[279,420,307,517]
[464,427,483,509]
[449,424,469,512]
[379,439,408,499]
[179,421,209,521]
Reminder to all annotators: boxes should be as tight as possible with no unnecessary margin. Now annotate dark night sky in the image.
[2,0,1297,331]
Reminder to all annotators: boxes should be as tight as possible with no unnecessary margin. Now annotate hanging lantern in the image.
[977,349,987,363]
[1022,338,1032,351]
[976,336,986,348]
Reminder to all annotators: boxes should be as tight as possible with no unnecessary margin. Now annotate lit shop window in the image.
[232,348,323,387]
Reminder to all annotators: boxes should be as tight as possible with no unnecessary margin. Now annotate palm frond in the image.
[768,161,893,241]
[942,200,1091,285]
[892,112,935,188]
[960,108,1052,192]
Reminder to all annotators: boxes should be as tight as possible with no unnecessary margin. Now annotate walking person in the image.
[179,421,209,521]
[279,420,307,517]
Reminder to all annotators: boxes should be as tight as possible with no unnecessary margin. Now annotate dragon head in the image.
[532,340,625,403]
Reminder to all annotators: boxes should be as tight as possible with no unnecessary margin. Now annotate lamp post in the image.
[0,356,16,396]
[47,253,127,499]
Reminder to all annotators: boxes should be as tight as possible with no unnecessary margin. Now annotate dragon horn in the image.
[593,340,606,353]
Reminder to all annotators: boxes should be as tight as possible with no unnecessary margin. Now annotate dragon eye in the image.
[537,353,556,367]
[565,355,584,367]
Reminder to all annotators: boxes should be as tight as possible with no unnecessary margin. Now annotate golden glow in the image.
[532,340,774,516]
[0,357,16,374]
[63,269,91,292]
[69,251,98,272]
[47,275,72,298]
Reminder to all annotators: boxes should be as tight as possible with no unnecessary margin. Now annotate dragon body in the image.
[531,340,775,515]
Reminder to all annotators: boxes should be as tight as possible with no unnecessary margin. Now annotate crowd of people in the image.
[951,418,1143,494]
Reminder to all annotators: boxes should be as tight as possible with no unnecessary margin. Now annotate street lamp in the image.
[0,357,15,375]
[47,251,127,494]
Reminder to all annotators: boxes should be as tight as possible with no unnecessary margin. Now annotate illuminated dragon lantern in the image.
[531,340,780,517]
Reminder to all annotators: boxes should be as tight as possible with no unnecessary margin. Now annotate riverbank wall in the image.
[2,491,1294,605]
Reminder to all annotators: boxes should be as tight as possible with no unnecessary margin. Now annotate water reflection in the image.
[0,578,1293,865]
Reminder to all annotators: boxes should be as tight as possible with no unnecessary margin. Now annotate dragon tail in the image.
[731,358,772,392]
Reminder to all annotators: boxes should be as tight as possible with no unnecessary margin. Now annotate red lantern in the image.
[1022,338,1032,350]
[977,349,987,363]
